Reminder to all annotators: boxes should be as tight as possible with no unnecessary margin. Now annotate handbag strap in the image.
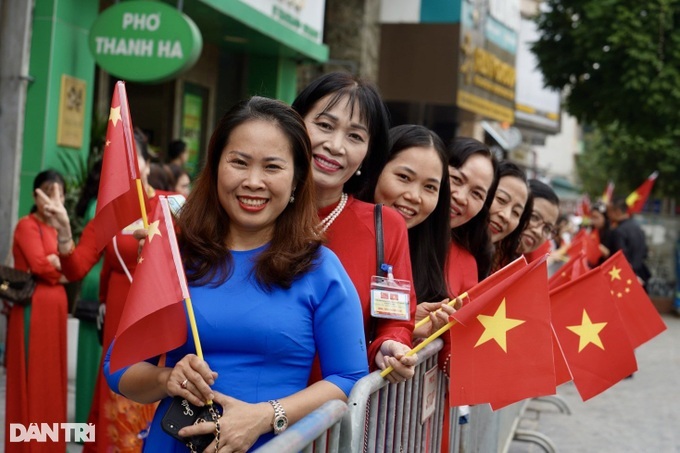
[368,204,385,345]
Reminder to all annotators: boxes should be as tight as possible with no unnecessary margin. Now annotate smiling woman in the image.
[103,96,369,452]
[368,124,451,305]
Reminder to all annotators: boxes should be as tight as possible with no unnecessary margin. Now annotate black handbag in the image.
[0,265,36,306]
[73,298,100,323]
[161,396,222,452]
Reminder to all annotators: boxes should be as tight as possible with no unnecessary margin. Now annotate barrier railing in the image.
[253,399,348,453]
[339,339,446,452]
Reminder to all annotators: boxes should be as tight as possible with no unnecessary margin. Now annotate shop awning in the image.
[193,0,328,62]
[481,120,522,150]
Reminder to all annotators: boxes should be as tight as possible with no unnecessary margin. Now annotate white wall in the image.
[534,112,581,182]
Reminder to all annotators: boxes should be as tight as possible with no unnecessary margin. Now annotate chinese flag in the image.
[449,258,556,409]
[550,268,638,401]
[601,251,666,348]
[548,252,589,290]
[110,196,188,372]
[626,171,658,214]
[93,81,147,252]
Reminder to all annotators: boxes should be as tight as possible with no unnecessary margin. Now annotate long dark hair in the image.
[448,137,499,280]
[492,161,533,270]
[363,124,450,302]
[177,96,321,290]
[31,170,66,213]
[292,72,390,199]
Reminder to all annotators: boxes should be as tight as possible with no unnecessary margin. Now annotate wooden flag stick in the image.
[380,319,458,378]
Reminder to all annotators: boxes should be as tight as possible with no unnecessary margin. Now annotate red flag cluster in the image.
[92,81,148,252]
[448,249,666,409]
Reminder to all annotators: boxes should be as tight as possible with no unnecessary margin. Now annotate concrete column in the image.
[0,0,34,262]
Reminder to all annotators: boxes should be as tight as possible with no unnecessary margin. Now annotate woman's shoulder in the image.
[314,245,345,271]
[14,215,38,234]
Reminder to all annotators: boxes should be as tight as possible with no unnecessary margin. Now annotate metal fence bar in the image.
[253,399,348,453]
[339,338,445,452]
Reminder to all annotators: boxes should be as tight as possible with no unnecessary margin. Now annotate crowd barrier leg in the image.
[339,339,445,452]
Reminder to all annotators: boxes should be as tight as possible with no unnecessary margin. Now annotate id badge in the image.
[370,275,411,320]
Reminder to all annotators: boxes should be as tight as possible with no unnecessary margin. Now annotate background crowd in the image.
[3,71,651,453]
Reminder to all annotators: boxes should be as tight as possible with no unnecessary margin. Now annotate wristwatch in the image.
[268,399,288,435]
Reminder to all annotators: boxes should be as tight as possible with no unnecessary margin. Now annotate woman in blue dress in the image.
[104,96,369,452]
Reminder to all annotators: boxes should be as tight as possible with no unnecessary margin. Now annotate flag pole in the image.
[117,81,149,228]
[414,292,468,330]
[380,319,458,378]
[160,197,212,403]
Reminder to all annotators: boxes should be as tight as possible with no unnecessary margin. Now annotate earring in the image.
[289,195,295,204]
[355,167,362,176]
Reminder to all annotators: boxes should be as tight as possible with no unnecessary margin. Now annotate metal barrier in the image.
[253,399,348,453]
[339,339,446,452]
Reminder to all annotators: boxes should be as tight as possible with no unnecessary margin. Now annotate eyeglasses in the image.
[528,212,557,238]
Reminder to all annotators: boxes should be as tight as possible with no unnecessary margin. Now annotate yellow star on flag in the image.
[137,256,144,264]
[608,265,622,281]
[566,310,606,352]
[474,298,525,352]
[626,191,640,207]
[109,106,122,127]
[146,220,162,243]
[105,139,111,147]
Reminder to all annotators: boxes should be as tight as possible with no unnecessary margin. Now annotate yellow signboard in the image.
[56,75,87,149]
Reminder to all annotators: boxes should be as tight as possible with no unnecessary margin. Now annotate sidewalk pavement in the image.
[509,313,680,453]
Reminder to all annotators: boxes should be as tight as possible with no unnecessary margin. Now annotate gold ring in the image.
[180,378,188,389]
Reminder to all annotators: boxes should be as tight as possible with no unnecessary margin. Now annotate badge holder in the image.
[370,264,411,321]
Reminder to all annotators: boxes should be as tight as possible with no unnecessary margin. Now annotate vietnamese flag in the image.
[93,81,148,252]
[551,268,638,401]
[601,251,666,348]
[449,257,556,409]
[110,196,188,372]
[626,171,658,214]
[460,256,527,307]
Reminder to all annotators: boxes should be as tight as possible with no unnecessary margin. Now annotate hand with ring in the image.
[166,354,218,406]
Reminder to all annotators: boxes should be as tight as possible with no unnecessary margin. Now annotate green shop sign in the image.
[89,1,202,82]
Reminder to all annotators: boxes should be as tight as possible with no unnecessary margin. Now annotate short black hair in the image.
[528,179,559,206]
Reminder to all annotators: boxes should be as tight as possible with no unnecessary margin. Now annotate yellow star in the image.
[566,310,607,352]
[625,287,630,293]
[608,265,622,281]
[626,279,632,285]
[626,191,640,207]
[109,106,122,127]
[474,298,525,352]
[146,220,162,243]
[105,139,111,147]
[137,256,144,264]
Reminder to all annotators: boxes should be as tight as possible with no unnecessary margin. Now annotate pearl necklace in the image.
[319,193,348,233]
